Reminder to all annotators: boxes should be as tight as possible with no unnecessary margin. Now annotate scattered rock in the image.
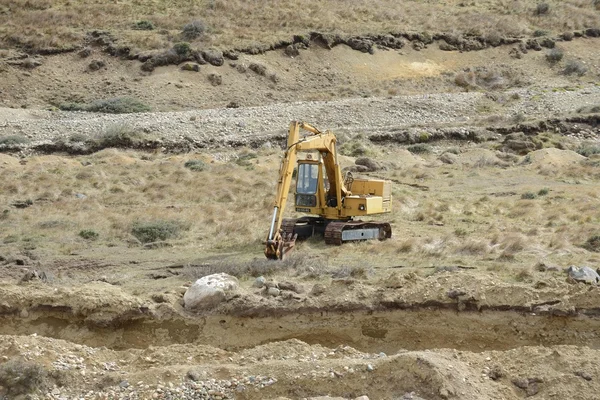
[180,63,200,72]
[575,371,593,381]
[253,276,266,288]
[284,44,301,57]
[208,73,223,86]
[78,47,92,58]
[439,42,458,51]
[20,270,48,283]
[249,63,267,76]
[267,287,280,297]
[439,152,458,164]
[223,50,239,60]
[355,157,382,172]
[447,288,467,299]
[488,365,504,380]
[346,37,374,54]
[566,266,599,285]
[278,281,305,294]
[183,273,239,310]
[88,59,106,71]
[202,49,224,66]
[512,377,543,397]
[226,101,240,108]
[310,284,326,296]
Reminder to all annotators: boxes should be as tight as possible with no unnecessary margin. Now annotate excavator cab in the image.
[295,161,319,209]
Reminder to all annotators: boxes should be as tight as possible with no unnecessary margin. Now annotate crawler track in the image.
[324,220,392,245]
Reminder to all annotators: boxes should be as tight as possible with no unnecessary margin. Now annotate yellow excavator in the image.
[265,121,393,260]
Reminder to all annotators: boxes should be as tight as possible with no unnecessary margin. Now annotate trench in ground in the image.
[1,308,599,353]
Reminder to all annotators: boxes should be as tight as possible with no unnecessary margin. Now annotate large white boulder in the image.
[183,273,239,310]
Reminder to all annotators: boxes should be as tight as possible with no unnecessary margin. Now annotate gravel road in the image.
[1,85,599,148]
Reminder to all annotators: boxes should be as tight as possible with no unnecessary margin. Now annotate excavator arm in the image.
[265,121,348,260]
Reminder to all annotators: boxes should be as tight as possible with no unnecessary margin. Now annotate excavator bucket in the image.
[265,233,298,260]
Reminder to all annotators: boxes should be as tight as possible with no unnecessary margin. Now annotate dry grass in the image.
[0,0,599,51]
[0,140,599,283]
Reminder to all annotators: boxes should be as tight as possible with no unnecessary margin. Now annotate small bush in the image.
[0,135,30,146]
[407,144,431,154]
[184,160,206,171]
[173,42,191,56]
[132,220,188,243]
[533,29,548,37]
[0,359,47,395]
[576,143,600,157]
[563,60,587,76]
[133,20,154,30]
[584,235,600,252]
[545,48,563,64]
[60,97,150,114]
[182,20,206,40]
[79,229,99,240]
[236,151,258,167]
[537,188,549,196]
[521,192,537,199]
[535,3,550,15]
[94,124,144,148]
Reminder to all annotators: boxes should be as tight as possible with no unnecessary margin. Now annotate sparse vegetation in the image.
[576,143,600,157]
[172,42,191,56]
[184,160,207,171]
[535,3,550,15]
[181,20,207,41]
[59,97,151,114]
[545,48,564,64]
[521,192,537,199]
[93,124,147,149]
[407,144,431,154]
[563,60,588,76]
[584,235,600,252]
[133,20,154,31]
[0,359,47,396]
[454,68,519,91]
[537,188,549,196]
[79,229,99,240]
[132,220,189,243]
[0,135,31,146]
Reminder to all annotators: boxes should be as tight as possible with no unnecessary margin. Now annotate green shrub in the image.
[537,188,549,196]
[133,20,154,30]
[79,229,99,240]
[131,220,189,243]
[182,20,206,40]
[576,143,600,157]
[184,160,206,171]
[533,29,548,37]
[60,97,150,114]
[0,135,30,146]
[535,3,550,15]
[173,42,191,56]
[407,144,431,154]
[94,124,144,148]
[521,192,537,199]
[236,151,258,167]
[545,48,563,64]
[563,60,587,76]
[0,359,47,395]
